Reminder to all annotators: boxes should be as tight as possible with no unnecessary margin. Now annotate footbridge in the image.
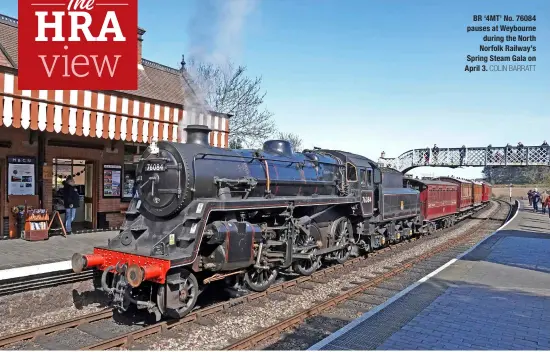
[378,145,550,173]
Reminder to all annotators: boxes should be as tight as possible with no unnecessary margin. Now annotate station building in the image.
[0,14,230,239]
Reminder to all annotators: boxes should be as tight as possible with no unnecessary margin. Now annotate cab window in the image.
[346,163,358,182]
[367,170,372,186]
[360,169,367,186]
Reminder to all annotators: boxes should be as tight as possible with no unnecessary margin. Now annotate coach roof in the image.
[404,178,457,187]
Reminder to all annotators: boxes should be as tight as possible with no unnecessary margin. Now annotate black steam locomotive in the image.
[72,125,421,320]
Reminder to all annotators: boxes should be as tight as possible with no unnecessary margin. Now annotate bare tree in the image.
[277,132,303,152]
[186,59,276,148]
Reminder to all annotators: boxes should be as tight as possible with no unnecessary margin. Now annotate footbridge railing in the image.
[378,145,550,173]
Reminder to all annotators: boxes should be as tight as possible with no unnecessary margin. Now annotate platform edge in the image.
[0,260,72,282]
[308,200,520,350]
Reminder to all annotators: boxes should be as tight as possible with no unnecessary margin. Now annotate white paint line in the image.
[309,200,520,350]
[0,261,72,282]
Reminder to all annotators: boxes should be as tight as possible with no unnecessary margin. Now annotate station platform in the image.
[0,231,115,281]
[310,200,550,350]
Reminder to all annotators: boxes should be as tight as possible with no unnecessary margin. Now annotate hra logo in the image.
[18,0,137,90]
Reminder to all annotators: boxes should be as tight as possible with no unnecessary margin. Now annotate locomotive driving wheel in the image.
[292,229,320,276]
[331,216,353,264]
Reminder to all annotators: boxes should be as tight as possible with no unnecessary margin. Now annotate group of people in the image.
[527,189,550,216]
[419,144,466,165]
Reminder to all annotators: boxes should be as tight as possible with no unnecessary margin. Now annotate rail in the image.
[223,200,511,350]
[0,202,501,350]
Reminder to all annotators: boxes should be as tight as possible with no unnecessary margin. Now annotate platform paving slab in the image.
[311,200,550,350]
[0,231,116,272]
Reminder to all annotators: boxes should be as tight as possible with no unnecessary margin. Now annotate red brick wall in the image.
[1,126,125,227]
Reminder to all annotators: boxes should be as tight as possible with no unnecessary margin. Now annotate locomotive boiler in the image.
[72,125,422,321]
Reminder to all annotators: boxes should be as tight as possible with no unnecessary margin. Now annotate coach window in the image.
[346,163,358,182]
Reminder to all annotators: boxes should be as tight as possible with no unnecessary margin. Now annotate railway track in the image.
[227,200,513,350]
[0,200,508,350]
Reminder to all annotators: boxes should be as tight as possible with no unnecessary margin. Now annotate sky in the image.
[1,0,548,179]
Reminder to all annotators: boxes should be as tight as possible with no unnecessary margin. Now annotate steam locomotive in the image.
[71,125,487,321]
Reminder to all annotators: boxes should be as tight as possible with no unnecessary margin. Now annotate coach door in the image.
[359,168,374,216]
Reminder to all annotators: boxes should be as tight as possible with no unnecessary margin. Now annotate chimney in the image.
[185,125,212,146]
[137,27,146,70]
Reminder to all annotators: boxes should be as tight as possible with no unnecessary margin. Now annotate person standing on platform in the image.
[532,189,540,212]
[542,191,549,215]
[528,190,533,205]
[63,176,80,235]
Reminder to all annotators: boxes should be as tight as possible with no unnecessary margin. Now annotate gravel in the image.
[1,201,509,351]
[0,279,108,336]
[134,201,507,351]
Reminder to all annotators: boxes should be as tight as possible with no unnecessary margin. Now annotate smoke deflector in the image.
[185,125,212,146]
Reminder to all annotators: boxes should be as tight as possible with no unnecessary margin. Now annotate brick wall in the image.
[1,126,125,228]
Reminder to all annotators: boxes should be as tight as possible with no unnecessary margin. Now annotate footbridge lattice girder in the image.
[379,146,550,173]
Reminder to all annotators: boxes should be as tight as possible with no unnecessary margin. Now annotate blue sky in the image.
[2,0,547,179]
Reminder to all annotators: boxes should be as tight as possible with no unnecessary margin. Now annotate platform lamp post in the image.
[509,183,513,203]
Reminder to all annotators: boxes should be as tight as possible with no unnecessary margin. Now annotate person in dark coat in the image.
[528,189,533,205]
[432,144,439,163]
[63,176,80,235]
[532,189,540,212]
[459,145,466,166]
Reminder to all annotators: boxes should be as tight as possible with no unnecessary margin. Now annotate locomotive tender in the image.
[71,125,489,320]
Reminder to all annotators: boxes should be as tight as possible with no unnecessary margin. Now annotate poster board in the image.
[7,156,36,196]
[103,164,122,198]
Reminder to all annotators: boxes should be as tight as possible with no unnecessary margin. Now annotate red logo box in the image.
[18,0,138,90]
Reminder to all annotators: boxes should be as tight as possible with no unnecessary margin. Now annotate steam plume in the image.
[187,0,257,65]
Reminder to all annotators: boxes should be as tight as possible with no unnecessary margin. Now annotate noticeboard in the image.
[7,156,36,196]
[103,164,122,198]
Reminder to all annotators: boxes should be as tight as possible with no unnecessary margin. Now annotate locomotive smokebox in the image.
[185,124,212,146]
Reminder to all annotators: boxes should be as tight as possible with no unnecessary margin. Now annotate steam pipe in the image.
[263,160,271,194]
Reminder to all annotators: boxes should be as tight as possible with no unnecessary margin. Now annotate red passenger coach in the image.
[405,178,458,227]
[436,177,473,211]
[473,181,483,206]
[481,182,492,203]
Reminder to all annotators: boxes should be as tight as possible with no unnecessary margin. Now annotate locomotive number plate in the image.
[145,163,166,172]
